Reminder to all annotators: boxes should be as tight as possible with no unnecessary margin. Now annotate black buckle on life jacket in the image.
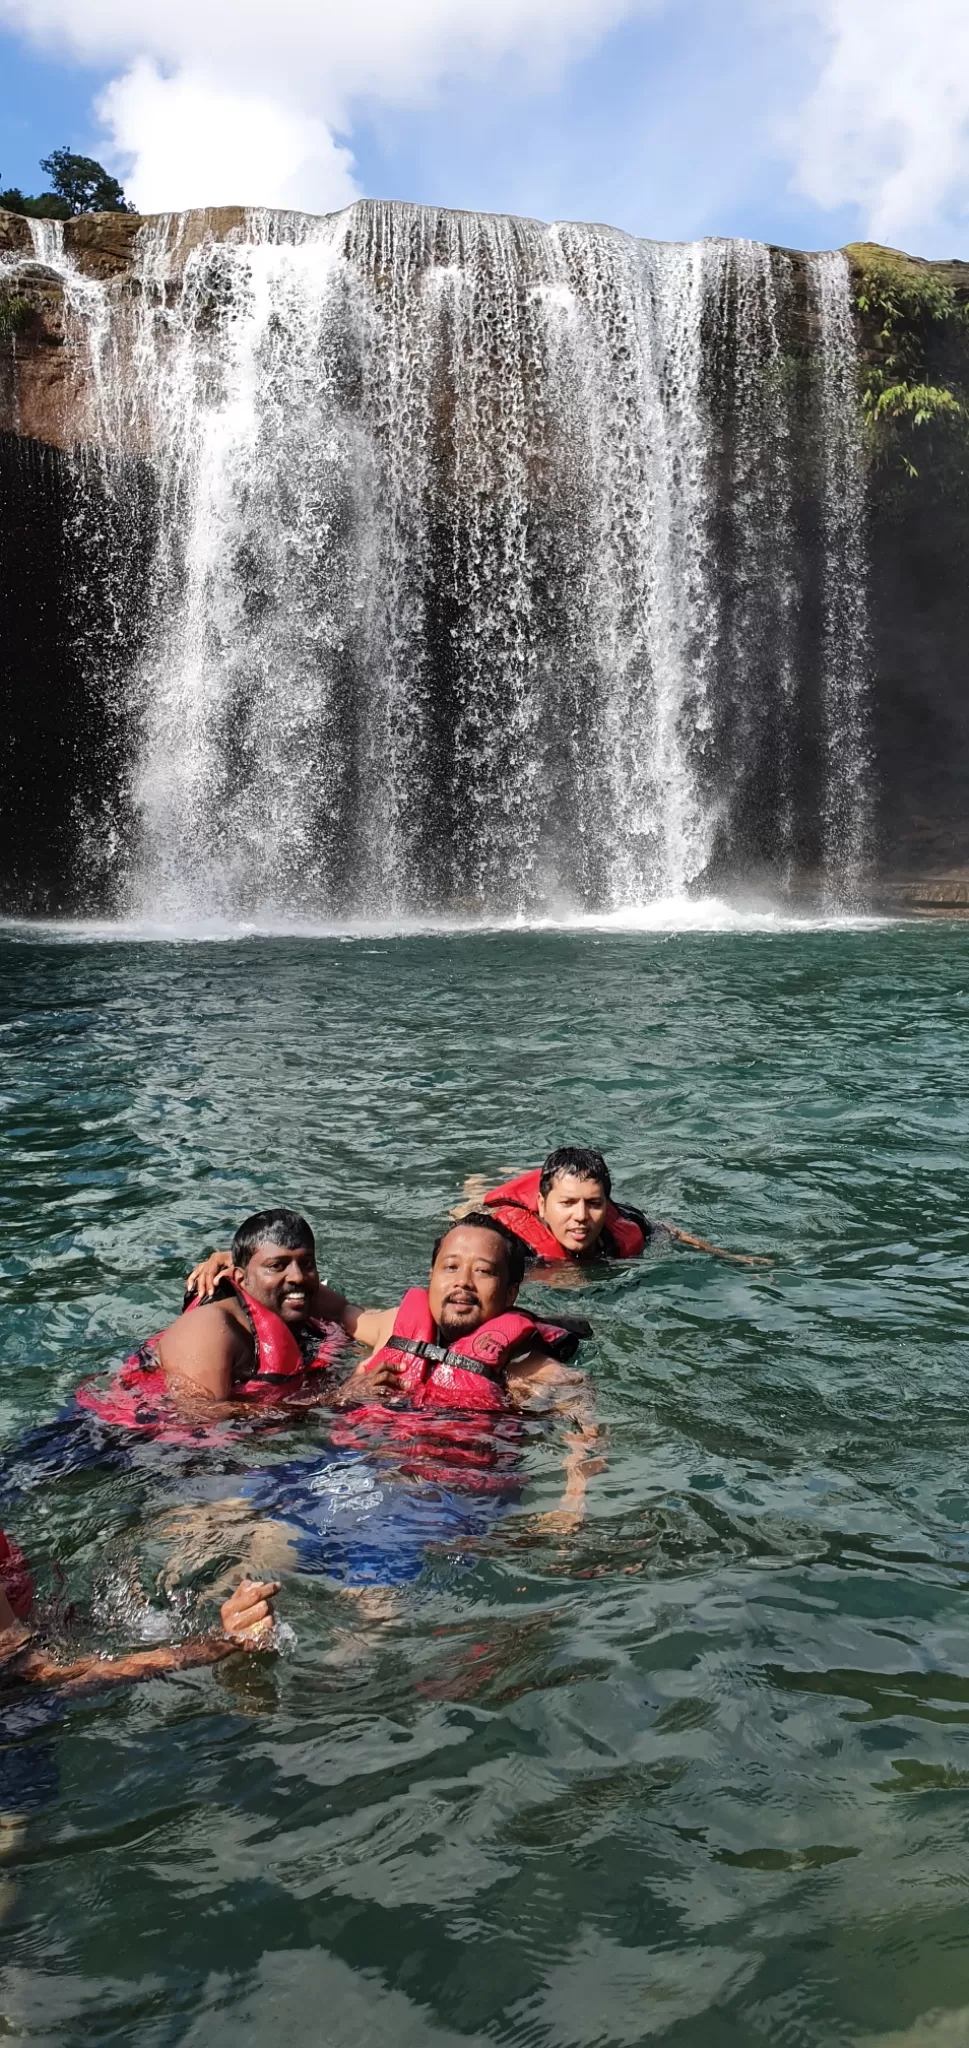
[389,1337,503,1384]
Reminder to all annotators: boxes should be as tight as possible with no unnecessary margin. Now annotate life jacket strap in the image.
[388,1336,503,1384]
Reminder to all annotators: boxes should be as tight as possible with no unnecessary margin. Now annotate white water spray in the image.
[814,248,871,905]
[5,203,871,917]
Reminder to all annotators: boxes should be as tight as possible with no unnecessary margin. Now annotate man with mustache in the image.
[187,1212,587,1406]
[348,1212,587,1397]
[174,1214,597,1591]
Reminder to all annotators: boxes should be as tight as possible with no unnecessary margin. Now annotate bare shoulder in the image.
[157,1299,251,1394]
[159,1298,246,1347]
[509,1346,582,1384]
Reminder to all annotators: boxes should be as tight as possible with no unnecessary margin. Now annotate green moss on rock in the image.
[846,243,969,488]
[0,292,36,339]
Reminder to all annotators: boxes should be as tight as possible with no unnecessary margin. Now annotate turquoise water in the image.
[2,919,969,2046]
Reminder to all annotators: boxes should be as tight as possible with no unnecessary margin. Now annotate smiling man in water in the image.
[187,1212,588,1405]
[172,1214,599,1594]
[155,1208,347,1403]
[81,1209,389,1433]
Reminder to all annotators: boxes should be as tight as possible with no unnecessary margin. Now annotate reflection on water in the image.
[2,922,969,2044]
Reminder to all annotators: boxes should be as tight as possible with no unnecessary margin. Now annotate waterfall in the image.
[814,249,871,906]
[3,201,871,918]
[26,218,64,264]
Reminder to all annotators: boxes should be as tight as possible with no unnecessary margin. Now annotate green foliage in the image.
[0,185,70,219]
[852,247,960,339]
[39,148,133,215]
[0,149,133,221]
[0,293,36,339]
[848,245,969,483]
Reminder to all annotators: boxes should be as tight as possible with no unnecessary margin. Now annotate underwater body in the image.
[3,919,969,2046]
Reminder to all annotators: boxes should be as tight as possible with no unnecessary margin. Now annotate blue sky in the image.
[0,1,963,257]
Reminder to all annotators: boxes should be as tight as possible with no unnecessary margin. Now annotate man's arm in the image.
[347,1306,397,1353]
[663,1226,772,1268]
[505,1349,588,1407]
[0,1580,282,1693]
[329,1309,402,1406]
[506,1353,602,1532]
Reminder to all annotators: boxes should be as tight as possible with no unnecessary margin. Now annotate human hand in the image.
[332,1360,401,1408]
[185,1249,232,1299]
[219,1578,280,1646]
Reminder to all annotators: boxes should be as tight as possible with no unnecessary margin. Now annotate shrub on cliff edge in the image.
[849,244,969,487]
[0,149,133,221]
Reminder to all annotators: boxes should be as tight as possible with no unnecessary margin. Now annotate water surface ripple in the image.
[1,924,968,2047]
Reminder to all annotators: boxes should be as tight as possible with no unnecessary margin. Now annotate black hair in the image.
[231,1209,316,1269]
[431,1211,527,1289]
[539,1145,612,1201]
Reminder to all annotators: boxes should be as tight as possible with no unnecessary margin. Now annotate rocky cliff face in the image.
[843,243,969,901]
[1,205,968,914]
[0,207,254,448]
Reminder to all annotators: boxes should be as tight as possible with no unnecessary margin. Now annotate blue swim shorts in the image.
[237,1452,517,1587]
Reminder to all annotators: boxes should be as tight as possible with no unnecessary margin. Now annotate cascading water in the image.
[814,249,871,905]
[4,201,871,917]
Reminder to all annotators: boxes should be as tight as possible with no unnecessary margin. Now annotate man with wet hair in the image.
[351,1210,576,1392]
[178,1213,598,1590]
[187,1210,578,1401]
[148,1207,382,1410]
[482,1146,763,1267]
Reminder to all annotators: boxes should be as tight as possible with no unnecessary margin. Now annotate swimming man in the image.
[174,1214,598,1589]
[80,1207,391,1433]
[481,1145,766,1267]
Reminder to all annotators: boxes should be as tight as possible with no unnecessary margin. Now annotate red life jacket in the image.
[0,1527,34,1623]
[484,1167,647,1262]
[331,1287,584,1485]
[75,1281,345,1441]
[362,1286,582,1410]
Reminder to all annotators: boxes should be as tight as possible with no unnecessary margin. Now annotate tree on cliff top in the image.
[40,149,133,215]
[0,149,133,220]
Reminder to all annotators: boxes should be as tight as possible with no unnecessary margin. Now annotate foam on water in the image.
[0,897,892,944]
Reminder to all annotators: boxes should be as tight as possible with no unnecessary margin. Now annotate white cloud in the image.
[6,0,967,247]
[787,0,969,246]
[0,0,656,213]
[96,62,358,214]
